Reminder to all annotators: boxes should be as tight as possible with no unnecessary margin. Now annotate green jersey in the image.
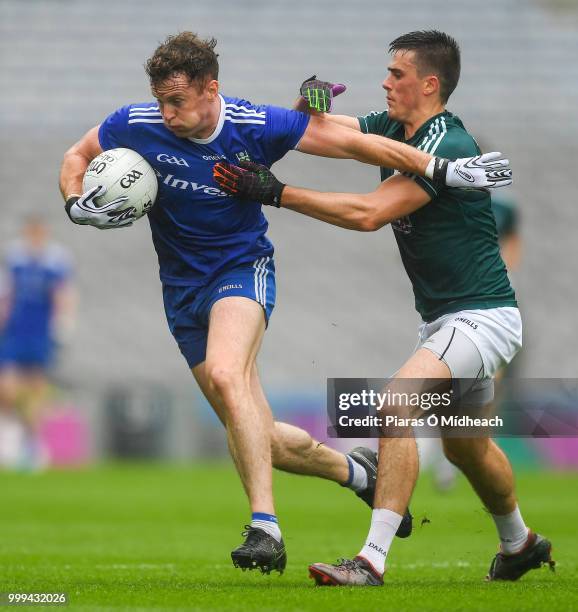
[358,110,517,322]
[491,195,519,239]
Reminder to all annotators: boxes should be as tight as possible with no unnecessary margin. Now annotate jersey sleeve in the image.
[263,106,310,164]
[409,128,481,200]
[98,105,132,150]
[357,110,391,135]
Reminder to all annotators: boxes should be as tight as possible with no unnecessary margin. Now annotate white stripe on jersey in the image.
[419,117,448,155]
[225,109,266,119]
[128,118,165,124]
[225,112,266,121]
[419,121,436,149]
[129,106,160,112]
[421,119,440,153]
[225,118,266,125]
[428,117,447,155]
[225,103,265,116]
[128,112,163,118]
[412,117,448,197]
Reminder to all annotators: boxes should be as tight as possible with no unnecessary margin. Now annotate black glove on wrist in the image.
[64,196,81,223]
[431,157,450,188]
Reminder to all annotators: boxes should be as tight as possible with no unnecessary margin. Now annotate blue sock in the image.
[344,455,355,486]
[251,512,282,542]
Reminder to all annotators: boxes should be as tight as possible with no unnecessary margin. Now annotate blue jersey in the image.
[1,242,72,341]
[98,95,310,287]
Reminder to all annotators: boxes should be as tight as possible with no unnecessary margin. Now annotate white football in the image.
[83,148,158,219]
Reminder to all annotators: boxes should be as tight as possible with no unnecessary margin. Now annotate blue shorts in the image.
[163,257,276,369]
[0,335,54,370]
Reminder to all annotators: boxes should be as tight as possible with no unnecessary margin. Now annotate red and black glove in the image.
[213,160,285,207]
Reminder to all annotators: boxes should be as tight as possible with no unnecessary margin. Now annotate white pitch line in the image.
[93,563,176,570]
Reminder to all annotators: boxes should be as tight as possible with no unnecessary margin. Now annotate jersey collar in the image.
[188,94,225,145]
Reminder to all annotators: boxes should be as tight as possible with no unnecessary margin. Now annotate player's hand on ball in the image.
[434,152,512,190]
[65,185,135,229]
[213,161,285,207]
[300,75,347,113]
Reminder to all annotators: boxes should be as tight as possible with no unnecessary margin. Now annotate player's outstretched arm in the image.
[294,76,512,188]
[281,175,430,231]
[60,127,134,229]
[297,116,512,189]
[297,115,427,170]
[293,75,359,129]
[292,103,360,130]
[213,161,429,231]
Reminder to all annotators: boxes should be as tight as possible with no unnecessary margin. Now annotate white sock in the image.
[345,455,368,492]
[358,508,402,575]
[251,512,282,542]
[491,505,529,554]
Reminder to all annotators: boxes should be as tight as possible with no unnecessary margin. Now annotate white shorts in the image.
[416,307,522,406]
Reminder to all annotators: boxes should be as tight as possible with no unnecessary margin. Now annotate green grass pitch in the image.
[1,463,576,610]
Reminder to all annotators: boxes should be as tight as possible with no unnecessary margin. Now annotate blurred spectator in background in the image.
[419,190,522,490]
[0,216,76,469]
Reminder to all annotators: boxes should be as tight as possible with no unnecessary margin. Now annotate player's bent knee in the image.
[205,364,249,401]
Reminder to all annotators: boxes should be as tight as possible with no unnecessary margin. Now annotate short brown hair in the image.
[145,32,219,88]
[389,30,460,104]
